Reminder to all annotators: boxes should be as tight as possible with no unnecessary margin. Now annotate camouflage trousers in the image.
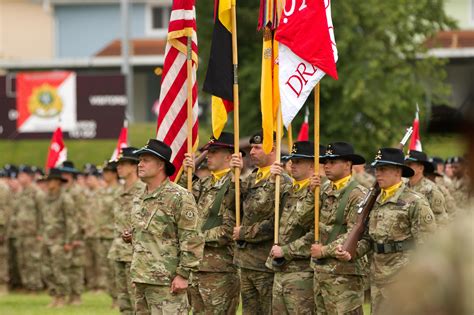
[7,238,21,290]
[42,245,71,297]
[15,237,43,291]
[370,283,389,315]
[240,268,273,315]
[134,282,188,315]
[0,237,8,287]
[69,243,85,296]
[84,238,101,290]
[272,271,314,314]
[314,272,365,315]
[188,271,240,315]
[115,260,134,315]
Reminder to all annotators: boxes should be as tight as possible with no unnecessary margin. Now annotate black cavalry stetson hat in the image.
[201,132,246,156]
[371,148,415,177]
[289,141,315,159]
[116,147,139,163]
[404,150,435,174]
[319,142,366,165]
[18,165,34,174]
[58,160,80,174]
[83,164,101,177]
[45,168,68,182]
[134,139,176,176]
[103,160,118,172]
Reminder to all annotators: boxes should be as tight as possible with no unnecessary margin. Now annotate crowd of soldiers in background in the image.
[0,136,471,313]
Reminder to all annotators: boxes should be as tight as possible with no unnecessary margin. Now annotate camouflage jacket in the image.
[408,177,449,227]
[450,176,471,211]
[0,181,9,236]
[130,179,204,285]
[96,185,120,239]
[64,184,87,241]
[312,177,368,276]
[41,189,77,246]
[9,185,44,238]
[265,182,314,273]
[435,182,458,220]
[83,188,100,239]
[353,171,375,189]
[358,182,437,285]
[234,170,292,272]
[184,171,237,273]
[108,180,145,262]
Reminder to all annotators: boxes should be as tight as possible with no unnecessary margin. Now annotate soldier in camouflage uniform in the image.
[12,165,44,291]
[405,150,449,227]
[127,139,204,315]
[4,165,22,291]
[100,160,120,306]
[41,168,78,308]
[231,131,292,315]
[310,142,369,315]
[336,148,437,315]
[108,147,145,315]
[353,164,375,189]
[59,161,86,304]
[83,165,104,291]
[449,156,471,210]
[425,160,458,221]
[182,132,240,314]
[0,169,9,293]
[264,141,315,314]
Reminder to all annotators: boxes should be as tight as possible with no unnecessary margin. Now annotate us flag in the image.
[155,0,199,181]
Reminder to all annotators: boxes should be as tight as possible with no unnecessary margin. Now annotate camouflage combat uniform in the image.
[450,176,471,211]
[130,178,204,315]
[234,170,292,315]
[108,179,145,315]
[64,184,87,297]
[312,177,368,315]
[184,171,240,315]
[357,182,437,315]
[97,184,120,301]
[408,177,449,227]
[353,171,375,189]
[41,189,77,298]
[0,180,9,289]
[83,187,103,290]
[5,187,22,290]
[265,181,315,314]
[11,184,44,290]
[435,182,457,221]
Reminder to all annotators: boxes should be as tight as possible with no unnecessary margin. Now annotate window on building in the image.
[146,3,171,37]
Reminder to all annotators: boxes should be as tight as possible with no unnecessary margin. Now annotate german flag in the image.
[203,0,233,138]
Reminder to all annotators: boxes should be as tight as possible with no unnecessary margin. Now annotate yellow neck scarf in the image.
[211,168,231,183]
[255,166,271,184]
[332,175,352,191]
[381,181,403,203]
[293,178,310,192]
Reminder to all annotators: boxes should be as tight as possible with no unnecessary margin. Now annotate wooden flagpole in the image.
[231,0,241,226]
[186,36,193,192]
[274,101,282,245]
[314,83,321,242]
[287,123,294,152]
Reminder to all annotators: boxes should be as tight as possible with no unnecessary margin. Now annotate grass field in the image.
[0,291,371,314]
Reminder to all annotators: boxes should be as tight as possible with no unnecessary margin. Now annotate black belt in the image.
[372,239,414,254]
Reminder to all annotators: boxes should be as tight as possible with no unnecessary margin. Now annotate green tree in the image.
[196,0,455,156]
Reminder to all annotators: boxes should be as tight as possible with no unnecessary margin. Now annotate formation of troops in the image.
[0,105,472,315]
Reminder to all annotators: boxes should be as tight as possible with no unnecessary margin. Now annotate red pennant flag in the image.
[111,121,129,161]
[297,107,309,141]
[46,127,67,170]
[409,111,422,151]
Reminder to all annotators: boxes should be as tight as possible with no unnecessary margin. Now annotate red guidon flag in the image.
[297,106,310,141]
[409,111,422,151]
[46,127,67,170]
[16,71,77,133]
[111,121,129,161]
[276,0,338,127]
[155,0,198,181]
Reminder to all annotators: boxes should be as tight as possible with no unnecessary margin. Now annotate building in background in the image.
[0,0,171,122]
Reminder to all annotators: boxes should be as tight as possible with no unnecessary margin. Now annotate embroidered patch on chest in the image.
[185,210,195,220]
[424,213,434,224]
